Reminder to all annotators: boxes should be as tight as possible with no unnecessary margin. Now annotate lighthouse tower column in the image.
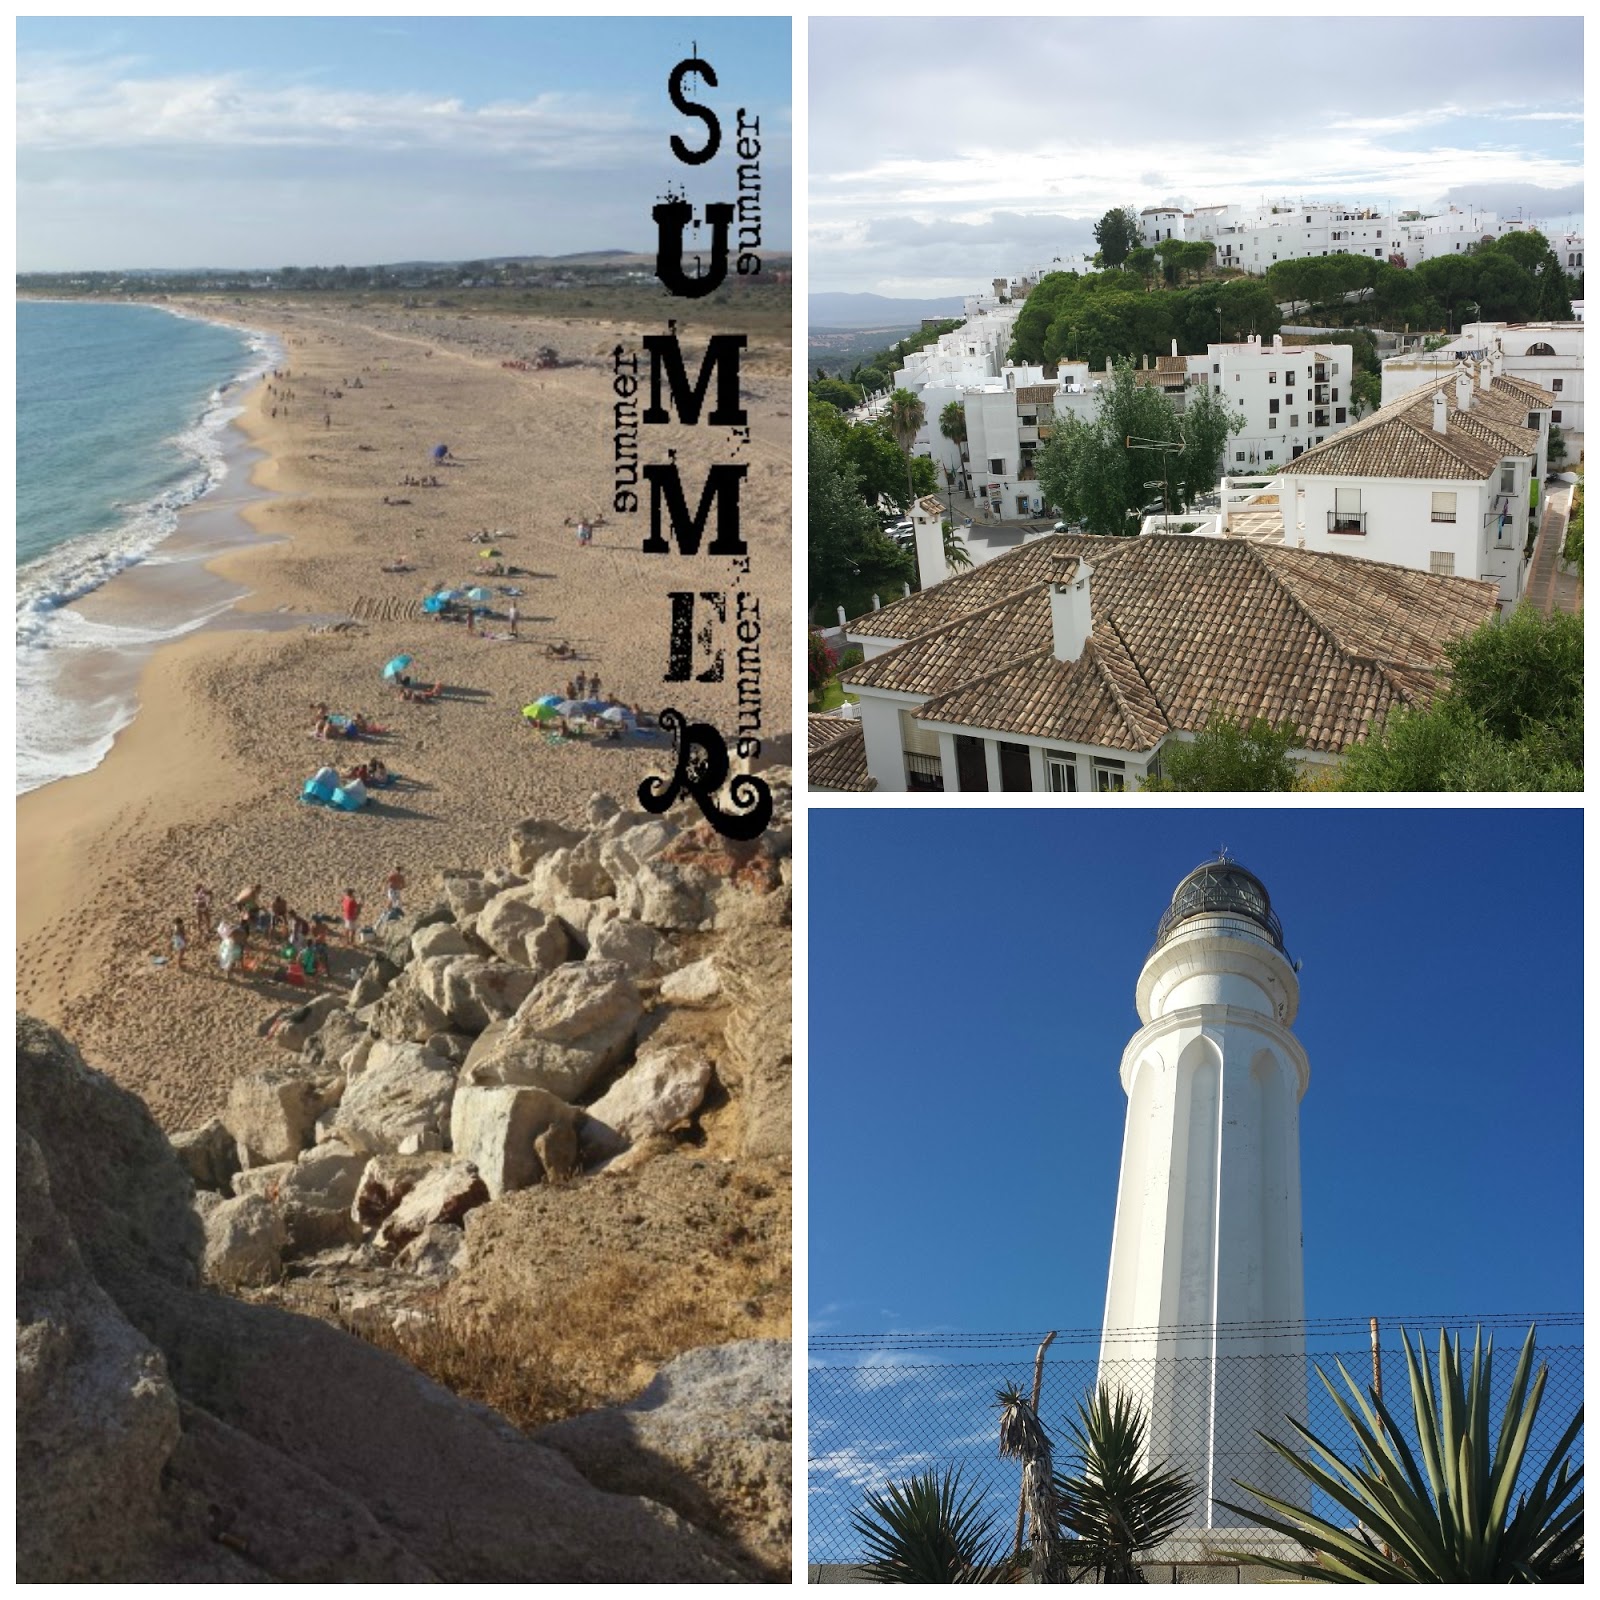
[1099,858,1310,1528]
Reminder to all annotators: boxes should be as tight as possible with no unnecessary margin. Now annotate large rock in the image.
[231,1162,294,1201]
[583,1046,714,1155]
[276,1143,367,1254]
[271,994,345,1054]
[440,872,495,921]
[373,1162,489,1252]
[508,817,583,875]
[328,1041,456,1156]
[587,917,669,978]
[464,962,642,1100]
[17,1016,743,1583]
[355,973,449,1045]
[411,922,474,962]
[449,1085,575,1198]
[300,1008,366,1071]
[536,1340,792,1580]
[347,953,401,1011]
[201,1194,286,1288]
[224,1069,326,1168]
[613,860,718,931]
[476,884,572,970]
[597,818,676,888]
[527,839,615,906]
[661,956,721,1005]
[394,1221,467,1280]
[169,1118,239,1194]
[350,1151,452,1227]
[413,954,539,1034]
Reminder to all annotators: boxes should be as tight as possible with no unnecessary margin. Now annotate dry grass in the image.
[357,1242,788,1432]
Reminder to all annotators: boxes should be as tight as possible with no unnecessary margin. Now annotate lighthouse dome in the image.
[1155,856,1286,955]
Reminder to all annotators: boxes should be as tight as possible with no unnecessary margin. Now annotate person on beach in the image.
[340,888,362,945]
[590,672,603,700]
[385,866,406,920]
[217,920,242,980]
[270,894,290,938]
[575,670,588,698]
[171,918,187,971]
[565,679,577,701]
[312,926,331,977]
[507,601,519,638]
[194,884,213,928]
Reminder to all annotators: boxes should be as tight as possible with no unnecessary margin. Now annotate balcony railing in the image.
[904,750,944,791]
[1328,511,1367,534]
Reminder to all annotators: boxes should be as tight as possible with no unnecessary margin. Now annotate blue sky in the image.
[18,17,790,270]
[810,807,1584,1337]
[810,16,1584,294]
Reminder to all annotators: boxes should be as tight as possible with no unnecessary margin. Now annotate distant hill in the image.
[808,291,966,328]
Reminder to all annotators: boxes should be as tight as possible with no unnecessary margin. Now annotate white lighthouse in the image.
[1099,857,1310,1527]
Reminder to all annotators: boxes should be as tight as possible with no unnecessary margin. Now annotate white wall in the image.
[1196,337,1354,472]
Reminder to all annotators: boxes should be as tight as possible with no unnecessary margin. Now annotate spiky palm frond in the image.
[1055,1384,1198,1582]
[1215,1324,1584,1583]
[850,1466,1019,1584]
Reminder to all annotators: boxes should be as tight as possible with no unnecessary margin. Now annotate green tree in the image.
[808,419,914,615]
[886,388,928,519]
[847,420,937,516]
[1125,245,1157,288]
[1217,1325,1584,1583]
[1034,360,1180,535]
[1350,370,1382,415]
[1092,205,1142,269]
[1142,712,1301,791]
[810,377,864,411]
[938,399,967,451]
[854,364,888,395]
[1445,603,1582,748]
[1175,385,1242,504]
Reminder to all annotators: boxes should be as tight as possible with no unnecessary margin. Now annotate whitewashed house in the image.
[835,534,1497,793]
[1190,334,1356,469]
[1278,361,1554,604]
[1383,322,1582,456]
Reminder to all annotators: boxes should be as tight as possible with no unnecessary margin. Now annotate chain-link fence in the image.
[808,1315,1583,1571]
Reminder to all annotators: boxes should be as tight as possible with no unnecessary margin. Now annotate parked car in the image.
[887,520,915,547]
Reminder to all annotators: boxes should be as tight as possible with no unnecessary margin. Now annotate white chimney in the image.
[1479,358,1493,393]
[1050,560,1094,662]
[1273,333,1284,350]
[1456,366,1473,412]
[1432,391,1448,434]
[1171,338,1179,357]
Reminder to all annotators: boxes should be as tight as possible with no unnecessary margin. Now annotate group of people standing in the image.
[171,870,406,982]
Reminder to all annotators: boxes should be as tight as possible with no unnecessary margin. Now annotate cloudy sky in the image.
[810,16,1583,297]
[18,17,790,271]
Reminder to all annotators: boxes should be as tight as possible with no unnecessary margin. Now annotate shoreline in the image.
[17,293,791,1130]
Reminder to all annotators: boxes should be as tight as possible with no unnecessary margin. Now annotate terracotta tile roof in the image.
[1288,370,1541,480]
[808,713,855,754]
[1491,372,1558,408]
[1014,384,1057,404]
[845,534,1497,756]
[807,720,874,790]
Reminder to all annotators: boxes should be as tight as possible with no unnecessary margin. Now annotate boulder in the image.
[528,841,614,906]
[351,1152,453,1227]
[425,1030,473,1065]
[271,994,345,1054]
[660,957,721,1005]
[347,954,401,1011]
[413,954,539,1035]
[355,973,449,1046]
[464,962,642,1100]
[276,1143,367,1254]
[224,1069,324,1167]
[440,873,495,921]
[534,1119,580,1183]
[300,1009,366,1070]
[449,1085,575,1197]
[476,884,572,970]
[411,922,474,962]
[598,819,677,887]
[614,859,717,931]
[582,1047,714,1155]
[587,918,669,978]
[369,902,452,968]
[328,1042,456,1156]
[201,1194,286,1288]
[169,1118,240,1194]
[230,1162,294,1202]
[508,817,583,875]
[374,1163,489,1252]
[394,1222,467,1281]
[535,1340,792,1580]
[551,894,618,953]
[585,791,621,827]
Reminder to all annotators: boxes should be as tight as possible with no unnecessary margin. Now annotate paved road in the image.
[1522,481,1583,617]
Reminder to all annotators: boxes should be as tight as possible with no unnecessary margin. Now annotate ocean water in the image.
[16,301,279,792]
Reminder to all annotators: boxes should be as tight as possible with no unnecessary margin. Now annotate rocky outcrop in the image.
[17,1016,743,1583]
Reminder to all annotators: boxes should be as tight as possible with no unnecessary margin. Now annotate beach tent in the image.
[599,706,632,724]
[465,586,493,603]
[302,766,340,805]
[532,693,564,708]
[521,703,559,722]
[422,595,449,615]
[383,654,414,680]
[331,778,368,811]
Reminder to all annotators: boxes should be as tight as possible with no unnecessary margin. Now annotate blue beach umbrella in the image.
[533,693,564,707]
[465,586,493,603]
[422,595,448,615]
[383,654,414,679]
[432,444,449,461]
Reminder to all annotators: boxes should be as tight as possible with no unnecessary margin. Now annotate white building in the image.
[889,303,1022,471]
[1383,321,1582,456]
[1140,201,1563,274]
[1100,857,1309,1525]
[1279,361,1555,604]
[1192,334,1357,470]
[839,534,1497,793]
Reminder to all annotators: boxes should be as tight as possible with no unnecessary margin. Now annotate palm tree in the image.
[1216,1324,1584,1582]
[939,399,967,489]
[1054,1384,1197,1582]
[887,388,927,518]
[997,1385,1063,1582]
[850,1467,1018,1583]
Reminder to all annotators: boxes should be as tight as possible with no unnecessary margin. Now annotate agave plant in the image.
[850,1466,1018,1583]
[1215,1324,1584,1582]
[1055,1384,1198,1582]
[997,1385,1064,1582]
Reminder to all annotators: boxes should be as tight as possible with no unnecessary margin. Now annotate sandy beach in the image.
[17,296,791,1130]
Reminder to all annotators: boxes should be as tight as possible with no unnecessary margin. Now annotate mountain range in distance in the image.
[809,290,966,328]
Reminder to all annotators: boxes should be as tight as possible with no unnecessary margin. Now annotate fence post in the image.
[1369,1318,1383,1410]
[1012,1331,1058,1559]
